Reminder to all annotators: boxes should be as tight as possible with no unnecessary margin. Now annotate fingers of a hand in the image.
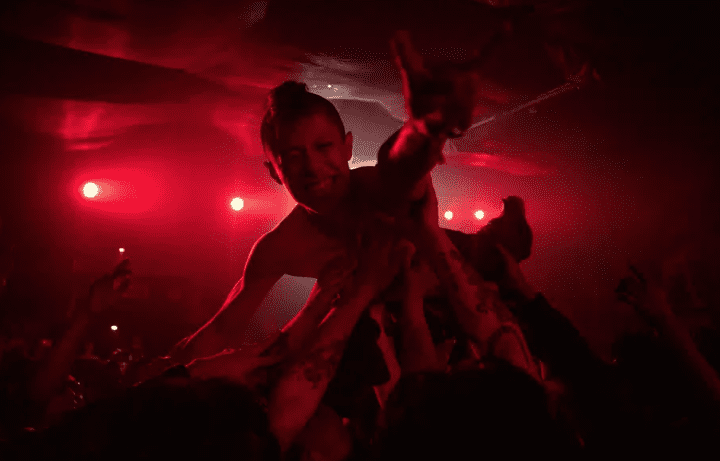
[113,259,131,276]
[322,255,354,280]
[616,293,633,304]
[94,273,113,287]
[117,278,131,293]
[628,265,646,284]
[402,251,413,272]
[113,269,132,281]
[398,240,416,263]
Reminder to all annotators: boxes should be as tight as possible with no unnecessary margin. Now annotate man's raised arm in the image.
[171,235,283,364]
[376,31,485,204]
[376,121,446,203]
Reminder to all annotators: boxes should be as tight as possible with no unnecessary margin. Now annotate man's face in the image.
[267,112,353,214]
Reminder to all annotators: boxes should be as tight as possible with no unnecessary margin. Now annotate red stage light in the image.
[230,197,244,211]
[83,182,100,198]
[110,325,118,331]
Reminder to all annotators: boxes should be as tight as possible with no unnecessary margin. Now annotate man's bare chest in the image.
[278,227,361,279]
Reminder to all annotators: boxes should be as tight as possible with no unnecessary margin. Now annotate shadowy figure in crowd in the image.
[0,259,131,439]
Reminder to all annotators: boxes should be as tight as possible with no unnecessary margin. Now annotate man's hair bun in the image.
[260,80,346,155]
[266,81,310,116]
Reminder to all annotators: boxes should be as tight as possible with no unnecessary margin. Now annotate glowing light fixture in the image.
[444,211,453,220]
[83,182,100,198]
[110,325,118,331]
[230,197,244,211]
[474,210,485,220]
[118,248,125,253]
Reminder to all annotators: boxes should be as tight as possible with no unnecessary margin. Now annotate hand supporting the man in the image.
[268,223,409,452]
[185,333,286,384]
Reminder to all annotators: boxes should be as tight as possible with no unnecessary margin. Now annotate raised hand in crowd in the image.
[88,258,132,314]
[617,265,720,408]
[398,245,444,374]
[616,265,673,326]
[27,260,133,425]
[269,253,358,361]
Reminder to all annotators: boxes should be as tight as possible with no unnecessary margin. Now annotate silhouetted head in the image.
[501,196,525,217]
[261,81,353,215]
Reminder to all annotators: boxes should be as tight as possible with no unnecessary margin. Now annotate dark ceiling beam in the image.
[0,32,235,104]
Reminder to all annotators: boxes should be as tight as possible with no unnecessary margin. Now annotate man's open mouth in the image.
[305,176,335,193]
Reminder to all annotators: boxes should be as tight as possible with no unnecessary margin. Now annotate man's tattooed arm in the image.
[424,230,539,378]
[419,228,502,349]
[418,228,539,377]
[284,339,347,391]
[267,284,376,452]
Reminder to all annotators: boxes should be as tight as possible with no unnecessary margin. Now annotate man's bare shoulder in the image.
[251,206,308,270]
[268,205,311,241]
[248,206,307,275]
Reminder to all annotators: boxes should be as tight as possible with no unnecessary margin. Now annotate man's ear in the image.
[264,160,283,186]
[343,132,354,162]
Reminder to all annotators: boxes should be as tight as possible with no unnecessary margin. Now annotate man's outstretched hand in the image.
[391,30,490,138]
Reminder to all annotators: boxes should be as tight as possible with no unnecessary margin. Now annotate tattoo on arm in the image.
[278,286,373,390]
[286,339,347,390]
[262,331,290,357]
[432,238,536,371]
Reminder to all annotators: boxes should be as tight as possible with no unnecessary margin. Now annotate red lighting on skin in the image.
[444,211,453,220]
[475,210,485,220]
[230,197,244,211]
[83,182,100,198]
